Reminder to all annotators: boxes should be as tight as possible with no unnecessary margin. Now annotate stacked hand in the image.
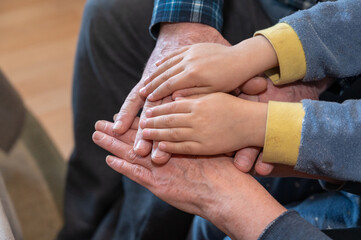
[93,119,286,240]
[112,23,233,164]
[112,22,329,174]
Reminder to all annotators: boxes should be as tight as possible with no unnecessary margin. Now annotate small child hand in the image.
[139,93,267,155]
[139,36,277,102]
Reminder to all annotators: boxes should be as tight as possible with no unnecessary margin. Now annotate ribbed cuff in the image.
[263,101,305,166]
[255,23,306,85]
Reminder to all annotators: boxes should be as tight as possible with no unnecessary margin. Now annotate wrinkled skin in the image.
[113,23,231,164]
[93,119,286,240]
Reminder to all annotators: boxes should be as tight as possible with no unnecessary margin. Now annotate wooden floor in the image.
[0,0,87,159]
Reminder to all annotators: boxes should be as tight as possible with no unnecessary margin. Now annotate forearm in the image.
[231,36,278,81]
[263,99,361,183]
[201,173,286,240]
[281,0,361,81]
[256,0,361,85]
[295,99,361,182]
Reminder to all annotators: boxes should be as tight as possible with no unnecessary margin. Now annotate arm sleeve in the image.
[259,210,331,240]
[295,99,361,182]
[256,0,361,84]
[149,0,224,39]
[263,101,304,166]
[264,99,361,183]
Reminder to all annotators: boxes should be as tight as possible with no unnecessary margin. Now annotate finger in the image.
[241,76,267,95]
[95,121,137,145]
[114,85,145,134]
[131,117,140,129]
[133,99,160,156]
[151,141,172,165]
[233,147,261,173]
[113,114,140,129]
[140,64,184,99]
[145,101,191,118]
[146,71,190,101]
[238,93,260,102]
[133,130,153,156]
[254,153,274,176]
[150,96,172,164]
[155,46,190,67]
[172,87,212,99]
[106,155,153,187]
[161,95,173,104]
[142,128,193,142]
[93,131,149,167]
[97,118,139,132]
[140,114,191,129]
[174,94,206,101]
[158,141,200,154]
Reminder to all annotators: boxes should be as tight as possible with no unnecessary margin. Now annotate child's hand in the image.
[139,93,267,155]
[139,36,277,102]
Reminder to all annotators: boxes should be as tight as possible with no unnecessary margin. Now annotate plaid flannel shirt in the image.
[149,0,321,39]
[150,0,224,39]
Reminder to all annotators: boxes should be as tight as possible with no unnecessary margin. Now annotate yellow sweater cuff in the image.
[263,101,305,166]
[255,23,306,85]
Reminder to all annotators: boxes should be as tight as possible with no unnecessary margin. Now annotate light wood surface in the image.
[0,0,87,159]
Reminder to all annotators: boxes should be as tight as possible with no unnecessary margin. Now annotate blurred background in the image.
[0,0,87,159]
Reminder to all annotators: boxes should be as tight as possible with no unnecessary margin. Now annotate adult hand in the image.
[113,23,230,164]
[92,121,286,240]
[234,77,333,176]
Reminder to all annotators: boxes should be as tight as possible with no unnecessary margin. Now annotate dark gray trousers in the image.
[57,1,323,239]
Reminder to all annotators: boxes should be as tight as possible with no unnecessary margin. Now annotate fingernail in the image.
[145,109,152,117]
[93,131,105,141]
[148,93,154,100]
[139,87,147,95]
[113,121,122,130]
[152,148,168,159]
[175,97,184,101]
[134,140,147,151]
[139,119,147,129]
[105,155,114,164]
[142,129,150,138]
[158,142,166,150]
[95,121,105,131]
[155,60,162,66]
[235,157,251,171]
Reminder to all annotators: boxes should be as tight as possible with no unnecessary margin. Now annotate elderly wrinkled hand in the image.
[92,120,286,240]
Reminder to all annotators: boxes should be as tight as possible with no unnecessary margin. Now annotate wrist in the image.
[205,173,286,240]
[158,23,229,46]
[232,36,278,79]
[245,101,268,148]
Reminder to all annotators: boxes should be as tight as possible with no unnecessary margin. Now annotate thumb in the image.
[233,147,260,173]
